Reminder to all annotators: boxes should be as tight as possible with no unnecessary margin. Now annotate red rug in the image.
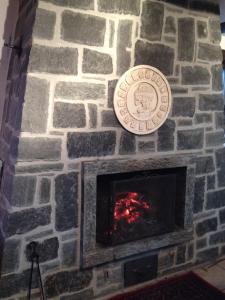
[109,272,225,300]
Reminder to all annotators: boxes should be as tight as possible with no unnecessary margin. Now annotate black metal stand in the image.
[27,242,45,300]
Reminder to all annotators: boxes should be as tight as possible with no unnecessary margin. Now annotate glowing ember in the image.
[113,192,151,230]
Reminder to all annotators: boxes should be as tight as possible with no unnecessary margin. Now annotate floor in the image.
[194,259,225,292]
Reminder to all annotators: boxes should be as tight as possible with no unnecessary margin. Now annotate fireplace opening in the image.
[96,167,187,246]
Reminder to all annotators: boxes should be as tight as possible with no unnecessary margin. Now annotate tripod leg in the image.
[36,257,45,300]
[27,260,34,300]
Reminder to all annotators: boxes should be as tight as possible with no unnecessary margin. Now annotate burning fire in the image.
[113,192,151,229]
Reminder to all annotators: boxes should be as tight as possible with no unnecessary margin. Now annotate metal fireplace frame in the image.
[81,155,195,268]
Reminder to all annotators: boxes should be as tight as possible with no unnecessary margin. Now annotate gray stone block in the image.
[119,131,136,155]
[177,119,192,126]
[210,230,225,245]
[165,16,176,35]
[2,239,21,274]
[102,110,120,127]
[141,1,164,41]
[219,208,225,224]
[88,104,97,128]
[4,206,51,237]
[177,129,204,150]
[198,43,222,61]
[45,269,92,298]
[29,45,78,74]
[196,238,207,250]
[61,11,106,46]
[11,176,37,207]
[199,94,224,111]
[26,237,59,263]
[55,173,78,231]
[157,119,175,151]
[117,20,132,75]
[62,240,77,267]
[138,141,155,153]
[197,247,218,263]
[212,64,223,91]
[217,168,225,187]
[176,245,186,265]
[83,49,113,74]
[187,243,194,261]
[194,156,215,175]
[39,178,51,204]
[98,0,140,15]
[16,163,63,174]
[206,131,224,147]
[206,189,225,209]
[196,217,217,237]
[195,113,212,124]
[108,79,118,108]
[172,97,195,117]
[178,18,195,61]
[67,131,116,158]
[135,40,174,75]
[181,66,210,85]
[171,87,188,94]
[60,289,94,300]
[22,77,49,133]
[207,175,215,190]
[55,82,105,100]
[215,112,224,129]
[33,8,56,39]
[197,20,208,38]
[42,0,94,9]
[209,18,221,44]
[53,102,86,128]
[216,148,225,168]
[193,176,205,214]
[18,137,61,161]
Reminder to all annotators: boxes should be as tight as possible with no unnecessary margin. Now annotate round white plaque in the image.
[113,65,172,135]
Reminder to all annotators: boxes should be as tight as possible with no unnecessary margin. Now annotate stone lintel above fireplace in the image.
[81,155,195,268]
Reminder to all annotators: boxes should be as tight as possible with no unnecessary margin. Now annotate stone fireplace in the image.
[0,0,224,299]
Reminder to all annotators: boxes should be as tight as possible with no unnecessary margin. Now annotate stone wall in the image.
[0,0,225,299]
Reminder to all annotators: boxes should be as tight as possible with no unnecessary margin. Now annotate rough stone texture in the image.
[55,82,105,100]
[67,131,116,158]
[3,206,51,237]
[117,20,132,75]
[22,77,49,133]
[195,113,212,124]
[135,40,174,75]
[206,190,225,209]
[61,11,106,46]
[157,119,175,151]
[26,237,59,263]
[98,0,140,15]
[83,49,113,74]
[209,230,225,245]
[206,131,224,147]
[196,238,207,249]
[193,176,205,213]
[196,218,218,237]
[197,247,219,263]
[53,102,86,128]
[198,43,222,61]
[197,20,208,38]
[55,173,78,231]
[29,45,78,75]
[88,104,97,128]
[39,178,51,204]
[62,240,77,267]
[60,289,94,300]
[18,137,61,161]
[199,94,224,111]
[207,175,215,190]
[11,176,36,207]
[217,169,225,188]
[102,110,120,127]
[209,18,221,43]
[216,148,225,168]
[45,269,93,298]
[138,141,155,153]
[108,79,118,108]
[178,18,195,61]
[165,16,176,35]
[119,131,136,155]
[219,209,225,224]
[181,66,210,85]
[1,239,21,274]
[42,0,94,9]
[33,8,56,39]
[172,97,195,117]
[212,65,223,91]
[215,112,224,129]
[141,2,164,41]
[195,156,215,175]
[177,129,204,150]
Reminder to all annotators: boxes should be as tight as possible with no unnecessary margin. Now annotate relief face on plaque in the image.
[114,65,172,135]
